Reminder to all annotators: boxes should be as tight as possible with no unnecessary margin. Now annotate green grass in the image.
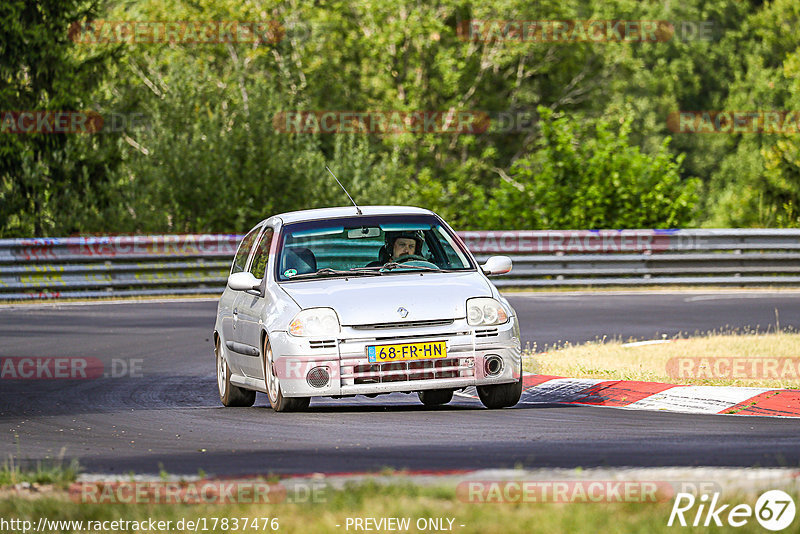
[0,480,792,533]
[0,457,79,487]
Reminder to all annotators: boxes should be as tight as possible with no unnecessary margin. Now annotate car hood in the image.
[279,272,492,326]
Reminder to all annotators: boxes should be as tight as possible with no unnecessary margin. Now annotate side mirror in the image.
[481,256,512,275]
[228,271,261,291]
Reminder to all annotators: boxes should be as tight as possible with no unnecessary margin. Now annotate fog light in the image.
[484,355,503,376]
[307,366,330,388]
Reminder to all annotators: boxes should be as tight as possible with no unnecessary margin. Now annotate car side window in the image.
[249,227,274,280]
[231,226,261,274]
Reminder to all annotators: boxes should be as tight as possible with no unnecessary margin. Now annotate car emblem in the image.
[397,307,409,318]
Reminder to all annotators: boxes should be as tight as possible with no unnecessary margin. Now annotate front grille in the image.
[343,331,468,345]
[341,357,474,386]
[310,339,336,349]
[475,327,499,338]
[351,319,454,330]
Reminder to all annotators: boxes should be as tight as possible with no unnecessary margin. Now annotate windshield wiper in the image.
[378,262,441,272]
[288,268,381,280]
[348,266,385,272]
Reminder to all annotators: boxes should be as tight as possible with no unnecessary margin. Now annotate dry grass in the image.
[524,331,800,388]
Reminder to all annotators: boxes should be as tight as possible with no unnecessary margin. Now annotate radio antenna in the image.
[325,165,362,215]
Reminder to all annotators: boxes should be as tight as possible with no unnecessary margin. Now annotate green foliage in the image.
[0,0,122,236]
[700,0,800,227]
[2,0,799,235]
[477,108,699,229]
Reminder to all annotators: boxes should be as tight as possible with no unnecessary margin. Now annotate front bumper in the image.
[268,316,521,397]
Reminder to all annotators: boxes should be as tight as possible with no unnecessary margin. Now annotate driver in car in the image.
[367,230,425,266]
[390,231,422,260]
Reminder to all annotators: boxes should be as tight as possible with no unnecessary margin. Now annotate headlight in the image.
[467,297,509,326]
[289,308,341,337]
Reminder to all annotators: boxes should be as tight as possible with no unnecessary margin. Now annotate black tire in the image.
[418,389,454,406]
[263,338,310,412]
[477,376,522,409]
[216,338,256,407]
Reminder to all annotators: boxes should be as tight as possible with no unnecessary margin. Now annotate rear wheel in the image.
[216,338,256,407]
[418,389,454,406]
[477,376,522,409]
[263,338,310,412]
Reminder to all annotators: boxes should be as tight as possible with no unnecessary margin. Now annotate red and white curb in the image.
[459,374,800,417]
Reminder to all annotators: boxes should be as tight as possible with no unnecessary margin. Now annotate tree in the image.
[0,0,120,237]
[703,0,800,227]
[477,107,699,229]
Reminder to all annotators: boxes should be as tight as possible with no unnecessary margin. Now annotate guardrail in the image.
[460,229,800,288]
[1,229,799,300]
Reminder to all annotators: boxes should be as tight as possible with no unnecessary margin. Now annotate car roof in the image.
[269,205,435,225]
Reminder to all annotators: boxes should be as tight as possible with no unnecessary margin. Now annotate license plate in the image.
[366,341,447,363]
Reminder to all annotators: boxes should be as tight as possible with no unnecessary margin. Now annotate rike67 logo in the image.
[668,490,796,531]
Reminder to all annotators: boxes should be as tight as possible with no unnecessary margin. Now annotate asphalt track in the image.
[1,291,799,476]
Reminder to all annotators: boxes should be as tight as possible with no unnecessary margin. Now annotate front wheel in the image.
[263,338,310,412]
[216,338,256,407]
[418,389,453,406]
[477,377,522,409]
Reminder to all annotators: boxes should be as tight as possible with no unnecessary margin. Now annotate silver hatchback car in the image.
[214,206,522,411]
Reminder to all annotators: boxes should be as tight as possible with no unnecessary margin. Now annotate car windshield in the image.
[275,214,474,281]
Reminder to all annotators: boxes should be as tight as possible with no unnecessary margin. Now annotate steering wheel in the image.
[393,254,429,263]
